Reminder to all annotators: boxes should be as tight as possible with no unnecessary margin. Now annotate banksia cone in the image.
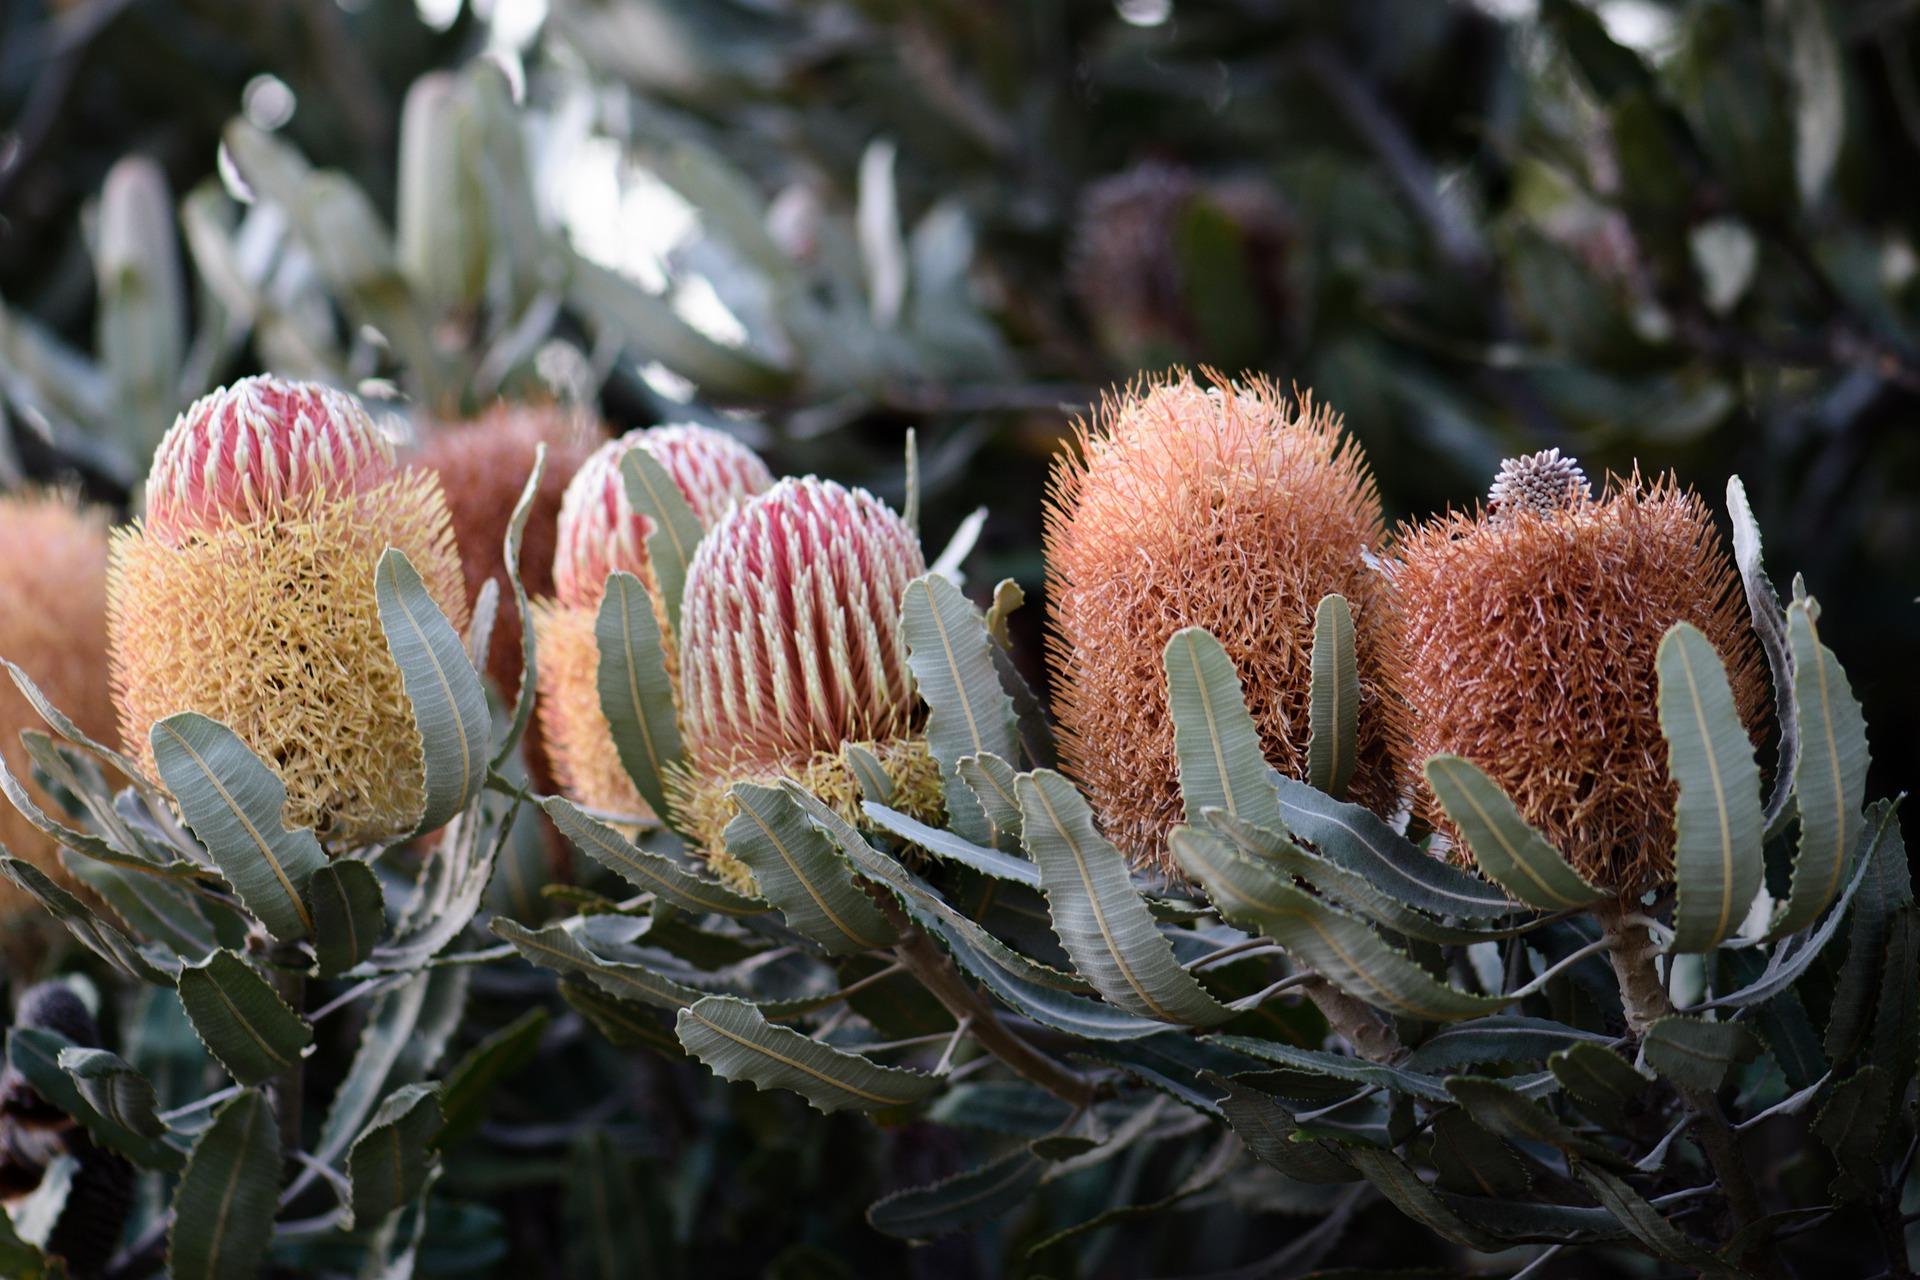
[535,426,772,820]
[674,477,941,884]
[0,494,115,918]
[1045,372,1398,867]
[110,377,468,845]
[1387,462,1766,890]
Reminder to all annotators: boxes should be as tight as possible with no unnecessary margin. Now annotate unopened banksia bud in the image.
[1387,461,1766,890]
[535,425,772,820]
[672,477,942,885]
[1487,447,1590,520]
[1045,372,1399,868]
[109,376,468,845]
[0,494,115,919]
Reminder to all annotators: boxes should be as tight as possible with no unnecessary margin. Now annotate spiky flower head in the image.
[144,377,397,547]
[1044,371,1398,867]
[672,478,941,882]
[534,424,772,821]
[1386,462,1766,890]
[552,424,774,610]
[1488,448,1591,520]
[0,494,115,919]
[110,376,467,845]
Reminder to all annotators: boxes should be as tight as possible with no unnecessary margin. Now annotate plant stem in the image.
[878,900,1093,1108]
[1594,899,1672,1035]
[1301,976,1401,1063]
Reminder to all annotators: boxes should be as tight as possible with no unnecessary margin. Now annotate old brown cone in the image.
[1387,460,1767,890]
[1044,371,1398,867]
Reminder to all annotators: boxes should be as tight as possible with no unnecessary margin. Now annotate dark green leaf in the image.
[1306,595,1358,799]
[1549,1042,1650,1127]
[494,918,710,1009]
[724,782,897,954]
[566,1129,656,1280]
[166,1090,280,1280]
[348,1082,442,1227]
[438,1007,549,1147]
[866,1148,1044,1240]
[675,995,940,1113]
[1772,601,1870,936]
[862,799,1038,887]
[175,949,313,1086]
[1429,1108,1529,1198]
[1827,806,1911,1060]
[1447,1076,1633,1172]
[1207,1072,1357,1183]
[376,547,491,835]
[305,860,385,978]
[1869,904,1920,1081]
[1572,1161,1736,1274]
[1345,1147,1501,1251]
[1813,1066,1893,1201]
[0,856,170,982]
[1424,755,1604,907]
[9,1029,180,1171]
[1641,1016,1761,1092]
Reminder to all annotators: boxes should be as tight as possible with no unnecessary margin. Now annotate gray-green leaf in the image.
[348,1082,442,1227]
[1163,628,1280,831]
[175,950,313,1086]
[595,570,684,825]
[544,796,762,915]
[376,547,491,835]
[1658,623,1764,952]
[1642,1015,1761,1092]
[150,712,326,942]
[724,783,897,954]
[675,995,941,1113]
[1306,595,1359,798]
[1424,754,1604,908]
[619,444,708,634]
[305,860,385,978]
[901,574,1021,845]
[166,1090,280,1280]
[1772,601,1869,936]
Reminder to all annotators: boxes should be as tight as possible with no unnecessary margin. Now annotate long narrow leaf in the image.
[724,783,897,954]
[1163,628,1280,831]
[1424,754,1604,909]
[1306,595,1358,798]
[166,1090,280,1280]
[675,995,941,1113]
[618,446,706,633]
[595,570,684,826]
[1727,476,1796,827]
[1772,601,1869,936]
[376,547,490,836]
[901,574,1020,844]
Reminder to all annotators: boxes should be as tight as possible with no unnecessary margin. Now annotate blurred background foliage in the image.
[2,0,1917,1273]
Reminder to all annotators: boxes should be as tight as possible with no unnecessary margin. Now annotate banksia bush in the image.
[0,494,114,917]
[1387,456,1767,890]
[535,425,773,819]
[1044,372,1397,866]
[109,376,468,844]
[674,477,939,882]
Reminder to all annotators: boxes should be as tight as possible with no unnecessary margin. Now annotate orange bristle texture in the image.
[0,494,116,918]
[1385,469,1768,891]
[1043,371,1399,868]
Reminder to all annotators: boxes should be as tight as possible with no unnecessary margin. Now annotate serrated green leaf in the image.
[1549,1042,1650,1126]
[544,796,763,915]
[492,444,549,769]
[1641,1016,1761,1091]
[64,855,220,963]
[1306,595,1359,799]
[1208,1035,1458,1102]
[902,574,1021,845]
[58,1046,167,1147]
[438,1007,549,1147]
[863,798,1038,887]
[305,859,385,978]
[1164,627,1282,831]
[1401,1017,1611,1074]
[565,1128,660,1280]
[1271,776,1512,919]
[493,918,709,1009]
[1772,601,1869,936]
[1017,769,1231,1026]
[175,949,313,1086]
[376,547,490,836]
[675,995,940,1113]
[955,753,1023,841]
[866,1148,1045,1240]
[0,856,170,982]
[1573,1160,1737,1274]
[1424,755,1605,908]
[9,1029,180,1171]
[1828,806,1911,1060]
[1870,904,1920,1080]
[595,570,684,825]
[348,1082,442,1227]
[725,782,896,954]
[1430,1108,1530,1198]
[618,446,706,633]
[166,1090,280,1280]
[1813,1065,1893,1201]
[0,747,163,872]
[1726,477,1797,828]
[559,980,684,1058]
[1447,1076,1633,1172]
[3,660,158,806]
[1658,623,1765,953]
[1345,1147,1502,1251]
[150,712,326,942]
[1206,1072,1357,1183]
[1172,826,1502,1022]
[316,966,467,1163]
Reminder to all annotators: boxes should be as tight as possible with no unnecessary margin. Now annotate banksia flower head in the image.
[1045,371,1398,868]
[0,494,115,919]
[535,425,772,821]
[673,477,941,885]
[1387,460,1766,891]
[110,377,468,845]
[552,425,774,610]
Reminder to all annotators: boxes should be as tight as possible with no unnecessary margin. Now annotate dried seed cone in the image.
[1387,470,1767,891]
[673,478,940,883]
[535,426,772,819]
[1044,372,1398,867]
[0,494,115,918]
[110,377,468,845]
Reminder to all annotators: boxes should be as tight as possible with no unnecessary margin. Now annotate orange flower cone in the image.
[109,377,468,845]
[1044,371,1399,868]
[1386,453,1767,890]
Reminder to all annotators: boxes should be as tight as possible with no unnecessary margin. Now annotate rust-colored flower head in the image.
[0,494,115,918]
[1044,371,1399,867]
[414,403,603,699]
[534,424,772,821]
[672,477,941,886]
[110,377,468,845]
[1386,461,1767,891]
[552,424,774,610]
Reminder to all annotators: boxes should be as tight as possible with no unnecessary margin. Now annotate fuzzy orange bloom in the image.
[535,425,773,819]
[1044,371,1399,867]
[110,377,468,845]
[0,494,115,918]
[1386,460,1767,890]
[672,477,941,885]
